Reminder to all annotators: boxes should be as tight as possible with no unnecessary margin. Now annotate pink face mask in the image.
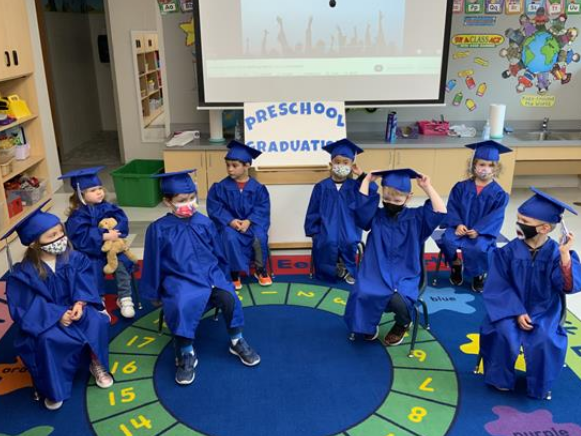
[476,167,494,179]
[173,199,197,217]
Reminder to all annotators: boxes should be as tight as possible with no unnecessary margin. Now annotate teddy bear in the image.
[99,217,139,274]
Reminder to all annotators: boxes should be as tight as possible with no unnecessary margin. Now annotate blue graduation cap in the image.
[58,166,105,191]
[152,169,197,195]
[517,187,578,224]
[323,138,364,161]
[1,200,61,246]
[225,140,262,164]
[465,140,512,162]
[372,168,421,193]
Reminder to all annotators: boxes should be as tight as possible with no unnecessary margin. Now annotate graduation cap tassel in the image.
[5,242,14,273]
[76,182,86,206]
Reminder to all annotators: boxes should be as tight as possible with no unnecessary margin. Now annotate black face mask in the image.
[516,221,538,240]
[383,202,404,217]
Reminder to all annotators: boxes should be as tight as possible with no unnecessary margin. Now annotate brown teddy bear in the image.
[99,217,139,274]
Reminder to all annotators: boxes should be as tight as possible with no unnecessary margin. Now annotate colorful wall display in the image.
[157,0,179,14]
[452,34,505,48]
[466,0,486,14]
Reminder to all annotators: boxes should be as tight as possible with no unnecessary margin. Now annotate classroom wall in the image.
[43,12,103,156]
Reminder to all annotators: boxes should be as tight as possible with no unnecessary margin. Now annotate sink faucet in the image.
[541,117,549,131]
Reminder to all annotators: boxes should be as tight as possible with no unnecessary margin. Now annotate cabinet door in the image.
[354,149,393,174]
[0,0,34,79]
[206,150,227,192]
[393,149,436,181]
[163,151,208,199]
[495,150,515,193]
[432,149,471,196]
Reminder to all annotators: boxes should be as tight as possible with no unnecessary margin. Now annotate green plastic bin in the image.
[111,159,164,207]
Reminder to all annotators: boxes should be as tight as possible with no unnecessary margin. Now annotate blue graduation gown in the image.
[344,191,445,335]
[480,238,581,398]
[65,202,135,294]
[206,177,270,273]
[6,251,110,402]
[438,180,508,277]
[140,212,244,339]
[304,177,377,281]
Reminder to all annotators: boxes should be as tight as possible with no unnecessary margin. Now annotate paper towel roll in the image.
[209,109,225,143]
[489,104,506,139]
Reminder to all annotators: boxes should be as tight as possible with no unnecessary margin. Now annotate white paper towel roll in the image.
[209,109,225,143]
[489,104,506,139]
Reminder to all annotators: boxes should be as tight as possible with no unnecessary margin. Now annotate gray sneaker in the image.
[229,338,261,367]
[175,352,197,385]
[343,272,356,285]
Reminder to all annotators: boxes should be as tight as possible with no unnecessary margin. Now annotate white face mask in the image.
[475,167,494,180]
[173,199,198,218]
[40,236,68,255]
[332,164,352,178]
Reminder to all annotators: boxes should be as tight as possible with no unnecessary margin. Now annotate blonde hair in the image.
[382,186,409,198]
[66,187,108,216]
[466,158,503,179]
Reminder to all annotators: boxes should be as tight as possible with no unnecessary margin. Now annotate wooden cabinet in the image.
[132,32,164,129]
[431,149,471,196]
[206,150,227,192]
[0,0,34,80]
[163,150,208,198]
[355,149,392,173]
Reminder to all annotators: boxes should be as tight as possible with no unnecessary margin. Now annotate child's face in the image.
[516,213,552,239]
[226,160,249,180]
[382,187,410,205]
[164,192,196,208]
[83,186,105,204]
[38,224,65,245]
[330,155,353,179]
[473,159,496,180]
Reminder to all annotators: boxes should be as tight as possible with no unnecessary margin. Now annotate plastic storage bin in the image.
[111,159,164,207]
[6,179,46,206]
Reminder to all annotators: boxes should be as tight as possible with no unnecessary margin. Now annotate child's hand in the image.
[455,225,468,236]
[366,172,380,183]
[517,313,534,331]
[60,310,74,327]
[416,174,431,190]
[103,230,121,241]
[352,163,363,177]
[70,301,85,321]
[229,219,243,231]
[559,231,574,253]
[238,220,251,233]
[466,229,479,239]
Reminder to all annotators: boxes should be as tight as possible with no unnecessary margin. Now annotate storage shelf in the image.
[1,155,43,182]
[5,193,51,230]
[141,86,162,100]
[0,114,37,133]
[143,108,163,127]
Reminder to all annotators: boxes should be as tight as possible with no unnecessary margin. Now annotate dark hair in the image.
[225,158,250,166]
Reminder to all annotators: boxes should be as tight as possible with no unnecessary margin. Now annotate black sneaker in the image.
[229,338,261,367]
[472,274,486,293]
[364,326,379,341]
[449,262,463,286]
[384,323,409,346]
[175,352,197,385]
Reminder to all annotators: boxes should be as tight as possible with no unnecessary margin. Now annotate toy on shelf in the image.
[4,174,46,206]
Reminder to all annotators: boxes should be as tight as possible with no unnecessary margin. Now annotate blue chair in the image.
[309,241,365,279]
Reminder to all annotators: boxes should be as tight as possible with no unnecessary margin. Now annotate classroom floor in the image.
[1,187,581,436]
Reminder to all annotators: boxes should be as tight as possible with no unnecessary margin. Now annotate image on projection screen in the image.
[195,0,452,106]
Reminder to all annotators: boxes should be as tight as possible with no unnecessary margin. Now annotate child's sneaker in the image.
[384,324,409,346]
[450,262,463,286]
[44,398,63,411]
[254,268,273,286]
[231,272,243,290]
[343,272,356,285]
[364,326,379,341]
[472,274,486,293]
[175,352,197,385]
[229,338,261,366]
[117,297,135,318]
[90,360,114,388]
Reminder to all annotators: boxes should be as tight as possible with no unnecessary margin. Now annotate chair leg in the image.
[131,274,143,310]
[420,299,430,330]
[408,306,421,358]
[432,251,443,286]
[474,354,483,374]
[213,307,220,321]
[348,332,356,341]
[158,310,164,335]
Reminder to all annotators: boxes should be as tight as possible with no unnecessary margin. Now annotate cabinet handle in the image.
[4,51,10,67]
[12,50,19,66]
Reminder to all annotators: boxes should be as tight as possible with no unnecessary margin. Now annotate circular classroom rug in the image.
[1,269,581,436]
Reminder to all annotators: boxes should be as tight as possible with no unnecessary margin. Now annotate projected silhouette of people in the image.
[305,16,313,54]
[276,16,293,56]
[261,29,269,56]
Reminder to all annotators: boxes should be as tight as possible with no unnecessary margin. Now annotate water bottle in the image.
[482,120,491,140]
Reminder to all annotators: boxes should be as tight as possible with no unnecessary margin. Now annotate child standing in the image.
[59,167,137,318]
[438,141,512,292]
[304,138,376,285]
[344,169,446,344]
[4,202,113,410]
[480,187,580,400]
[141,170,260,386]
[207,140,272,290]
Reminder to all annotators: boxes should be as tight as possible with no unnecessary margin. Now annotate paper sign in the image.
[452,34,505,48]
[525,0,543,14]
[567,0,581,14]
[453,0,465,12]
[158,0,179,14]
[520,95,556,107]
[465,0,485,13]
[485,0,505,13]
[506,0,525,13]
[546,0,565,14]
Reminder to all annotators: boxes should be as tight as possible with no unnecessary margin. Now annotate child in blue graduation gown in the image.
[4,202,113,410]
[480,187,580,400]
[207,140,272,290]
[59,167,137,319]
[141,170,260,386]
[344,169,446,345]
[305,138,376,285]
[438,141,511,292]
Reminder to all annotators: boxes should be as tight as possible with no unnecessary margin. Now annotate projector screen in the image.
[194,0,453,108]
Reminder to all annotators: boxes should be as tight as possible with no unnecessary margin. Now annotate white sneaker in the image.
[44,398,63,410]
[90,360,114,389]
[344,272,356,285]
[117,297,135,319]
